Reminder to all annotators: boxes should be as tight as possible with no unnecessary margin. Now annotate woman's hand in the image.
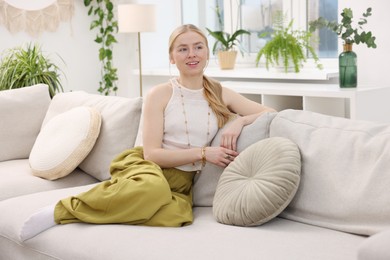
[204,146,239,167]
[220,117,245,151]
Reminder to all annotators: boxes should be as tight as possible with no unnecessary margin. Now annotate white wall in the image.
[0,0,141,97]
[1,0,389,100]
[137,0,181,71]
[1,1,101,95]
[0,0,182,98]
[339,0,390,88]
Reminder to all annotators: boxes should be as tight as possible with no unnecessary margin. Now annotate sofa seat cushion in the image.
[358,228,390,260]
[0,159,99,201]
[0,185,365,260]
[213,137,301,226]
[0,84,51,162]
[270,109,390,236]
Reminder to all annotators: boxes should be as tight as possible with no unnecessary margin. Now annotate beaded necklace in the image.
[177,80,210,169]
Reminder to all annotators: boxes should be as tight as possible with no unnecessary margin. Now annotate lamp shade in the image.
[118,4,156,33]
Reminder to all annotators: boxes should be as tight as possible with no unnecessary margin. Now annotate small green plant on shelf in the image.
[0,43,64,97]
[206,5,250,55]
[84,0,118,95]
[309,7,377,48]
[256,13,322,73]
[206,28,251,55]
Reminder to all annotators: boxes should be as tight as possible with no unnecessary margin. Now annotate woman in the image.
[20,24,275,240]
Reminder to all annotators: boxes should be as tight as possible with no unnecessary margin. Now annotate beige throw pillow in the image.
[213,137,301,226]
[0,84,51,162]
[193,112,277,206]
[29,107,101,180]
[42,91,142,180]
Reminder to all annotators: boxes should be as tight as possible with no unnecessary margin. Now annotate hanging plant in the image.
[84,0,118,95]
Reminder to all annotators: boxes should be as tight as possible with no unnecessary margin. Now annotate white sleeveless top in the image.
[163,78,219,172]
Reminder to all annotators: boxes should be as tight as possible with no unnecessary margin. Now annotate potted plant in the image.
[206,6,250,70]
[309,7,377,88]
[256,14,322,73]
[0,43,65,97]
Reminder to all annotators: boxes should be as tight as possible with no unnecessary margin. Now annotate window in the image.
[308,0,338,58]
[240,0,283,54]
[238,0,339,58]
[182,0,338,60]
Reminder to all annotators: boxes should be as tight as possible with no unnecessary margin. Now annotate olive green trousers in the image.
[54,147,195,227]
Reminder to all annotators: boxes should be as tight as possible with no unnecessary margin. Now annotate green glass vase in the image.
[339,43,357,88]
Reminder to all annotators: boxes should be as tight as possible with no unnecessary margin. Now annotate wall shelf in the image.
[221,81,390,124]
[141,66,339,81]
[140,67,390,124]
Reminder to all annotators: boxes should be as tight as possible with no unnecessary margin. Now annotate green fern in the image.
[256,17,322,73]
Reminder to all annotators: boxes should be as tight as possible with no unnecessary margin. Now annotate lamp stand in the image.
[137,32,143,97]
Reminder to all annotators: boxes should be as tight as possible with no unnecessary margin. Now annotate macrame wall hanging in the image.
[0,0,74,37]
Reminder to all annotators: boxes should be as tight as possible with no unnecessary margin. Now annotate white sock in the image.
[19,204,57,241]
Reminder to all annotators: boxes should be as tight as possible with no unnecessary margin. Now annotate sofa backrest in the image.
[0,85,51,162]
[0,85,143,182]
[270,109,390,236]
[42,91,142,181]
[193,112,277,206]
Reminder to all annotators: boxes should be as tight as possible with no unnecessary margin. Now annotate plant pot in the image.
[217,51,237,70]
[339,43,357,88]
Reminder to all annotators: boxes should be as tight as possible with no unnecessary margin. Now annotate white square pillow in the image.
[0,84,51,162]
[213,137,301,226]
[29,106,101,180]
[42,91,142,180]
[193,112,277,206]
[270,109,390,236]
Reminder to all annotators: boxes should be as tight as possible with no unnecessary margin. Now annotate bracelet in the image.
[201,146,207,167]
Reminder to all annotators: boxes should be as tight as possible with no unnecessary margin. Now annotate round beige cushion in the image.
[29,106,101,180]
[213,137,301,226]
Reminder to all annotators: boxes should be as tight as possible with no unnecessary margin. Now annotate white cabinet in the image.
[141,67,389,123]
[222,81,390,124]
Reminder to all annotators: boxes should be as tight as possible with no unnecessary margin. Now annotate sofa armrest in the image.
[358,229,390,260]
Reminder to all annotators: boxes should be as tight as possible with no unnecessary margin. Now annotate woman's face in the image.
[170,31,209,76]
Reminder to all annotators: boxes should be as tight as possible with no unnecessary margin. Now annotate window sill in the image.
[140,64,338,81]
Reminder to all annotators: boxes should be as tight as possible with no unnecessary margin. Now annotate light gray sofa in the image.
[0,84,389,260]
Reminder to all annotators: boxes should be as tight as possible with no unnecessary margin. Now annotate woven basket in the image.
[217,51,237,70]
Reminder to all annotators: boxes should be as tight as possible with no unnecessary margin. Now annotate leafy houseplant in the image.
[206,6,250,69]
[309,7,377,87]
[309,8,377,48]
[206,28,251,56]
[256,16,322,73]
[0,43,64,97]
[84,0,118,95]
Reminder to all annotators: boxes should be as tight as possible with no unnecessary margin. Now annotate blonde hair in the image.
[169,24,232,128]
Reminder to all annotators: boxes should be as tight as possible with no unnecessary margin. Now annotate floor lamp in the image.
[118,4,156,97]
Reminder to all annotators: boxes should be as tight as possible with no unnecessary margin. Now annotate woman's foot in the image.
[20,204,56,241]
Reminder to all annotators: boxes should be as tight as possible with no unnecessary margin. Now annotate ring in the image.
[225,154,231,160]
